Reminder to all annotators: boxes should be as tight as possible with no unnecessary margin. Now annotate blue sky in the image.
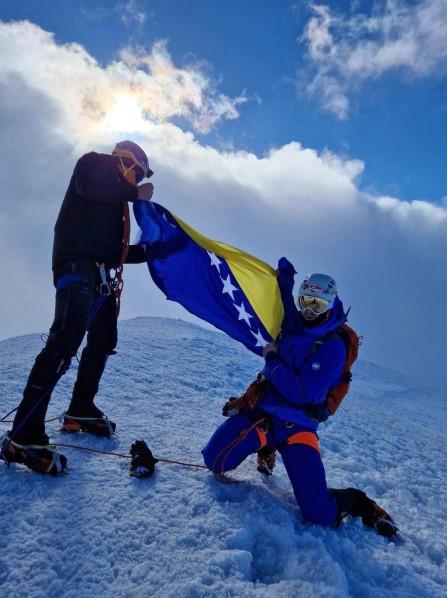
[1,0,446,202]
[0,1,446,388]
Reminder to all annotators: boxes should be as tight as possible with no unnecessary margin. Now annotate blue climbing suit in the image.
[202,258,347,526]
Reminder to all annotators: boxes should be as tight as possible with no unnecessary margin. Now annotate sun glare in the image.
[103,95,147,132]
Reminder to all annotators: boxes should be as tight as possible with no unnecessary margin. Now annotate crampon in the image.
[1,433,67,475]
[362,498,399,539]
[257,445,276,475]
[61,413,116,437]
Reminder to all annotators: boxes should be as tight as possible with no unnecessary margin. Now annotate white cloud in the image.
[0,20,446,388]
[117,0,147,28]
[81,1,148,28]
[373,194,447,226]
[300,0,447,118]
[118,41,246,133]
[0,21,244,140]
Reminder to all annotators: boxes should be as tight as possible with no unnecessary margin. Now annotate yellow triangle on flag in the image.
[173,213,284,340]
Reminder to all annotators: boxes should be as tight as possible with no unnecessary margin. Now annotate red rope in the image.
[1,413,209,470]
[113,201,131,318]
[53,443,207,469]
[0,416,61,425]
[2,409,266,477]
[211,418,266,475]
[155,457,207,470]
[54,443,130,459]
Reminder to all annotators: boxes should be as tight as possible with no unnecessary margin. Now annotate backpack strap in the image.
[326,323,360,415]
[304,325,356,421]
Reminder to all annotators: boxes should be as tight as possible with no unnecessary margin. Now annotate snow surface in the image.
[0,317,446,598]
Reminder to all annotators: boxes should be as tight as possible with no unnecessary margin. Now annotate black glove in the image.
[222,379,269,417]
[130,440,158,478]
[222,395,248,417]
[277,256,297,275]
[306,400,330,423]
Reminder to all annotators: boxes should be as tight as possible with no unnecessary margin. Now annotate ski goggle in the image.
[297,294,330,315]
[112,148,153,183]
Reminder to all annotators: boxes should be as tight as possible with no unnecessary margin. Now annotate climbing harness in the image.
[1,196,131,442]
[97,262,112,296]
[111,199,130,318]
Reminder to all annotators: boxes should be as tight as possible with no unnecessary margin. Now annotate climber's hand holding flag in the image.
[137,182,154,201]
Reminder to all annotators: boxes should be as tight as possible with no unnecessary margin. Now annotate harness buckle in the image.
[96,262,111,296]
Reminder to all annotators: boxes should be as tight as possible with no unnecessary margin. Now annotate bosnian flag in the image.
[134,202,284,356]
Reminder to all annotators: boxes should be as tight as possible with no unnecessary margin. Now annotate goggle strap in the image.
[117,155,136,182]
[112,148,148,178]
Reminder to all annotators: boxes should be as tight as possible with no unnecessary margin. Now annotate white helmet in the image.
[297,273,337,316]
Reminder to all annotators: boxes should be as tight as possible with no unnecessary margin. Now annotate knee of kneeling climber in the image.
[202,426,267,474]
[201,445,215,471]
[201,443,234,473]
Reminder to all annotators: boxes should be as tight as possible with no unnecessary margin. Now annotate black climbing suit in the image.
[12,153,145,443]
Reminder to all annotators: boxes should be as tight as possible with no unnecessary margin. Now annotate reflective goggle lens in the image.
[298,295,329,314]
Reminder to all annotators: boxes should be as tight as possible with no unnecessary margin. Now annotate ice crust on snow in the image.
[0,317,446,597]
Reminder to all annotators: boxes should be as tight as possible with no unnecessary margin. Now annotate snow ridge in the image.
[0,317,446,597]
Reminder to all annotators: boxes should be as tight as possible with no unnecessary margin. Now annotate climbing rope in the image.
[53,442,208,470]
[211,417,266,475]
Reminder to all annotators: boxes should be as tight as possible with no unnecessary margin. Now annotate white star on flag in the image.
[233,301,253,327]
[221,275,239,300]
[250,328,269,347]
[207,251,222,272]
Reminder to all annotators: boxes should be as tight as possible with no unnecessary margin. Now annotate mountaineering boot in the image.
[62,404,116,437]
[62,412,116,437]
[331,488,398,539]
[0,432,67,475]
[257,445,276,475]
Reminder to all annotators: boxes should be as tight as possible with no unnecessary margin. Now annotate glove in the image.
[262,341,277,358]
[277,257,297,299]
[129,440,158,478]
[222,379,269,417]
[277,257,297,275]
[137,182,154,201]
[222,395,248,417]
[306,401,330,423]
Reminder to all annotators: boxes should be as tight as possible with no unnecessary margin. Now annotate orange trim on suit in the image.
[286,431,320,453]
[256,427,268,449]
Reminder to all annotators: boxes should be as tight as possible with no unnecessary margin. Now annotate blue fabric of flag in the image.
[134,201,282,356]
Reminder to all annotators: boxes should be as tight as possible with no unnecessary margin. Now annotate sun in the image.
[103,94,147,132]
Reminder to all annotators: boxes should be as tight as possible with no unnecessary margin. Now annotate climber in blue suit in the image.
[203,258,398,538]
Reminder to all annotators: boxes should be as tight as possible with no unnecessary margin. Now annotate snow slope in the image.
[0,317,446,598]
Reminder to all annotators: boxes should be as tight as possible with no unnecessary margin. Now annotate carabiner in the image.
[96,262,111,296]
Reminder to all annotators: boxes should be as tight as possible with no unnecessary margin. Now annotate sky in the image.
[0,0,446,388]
